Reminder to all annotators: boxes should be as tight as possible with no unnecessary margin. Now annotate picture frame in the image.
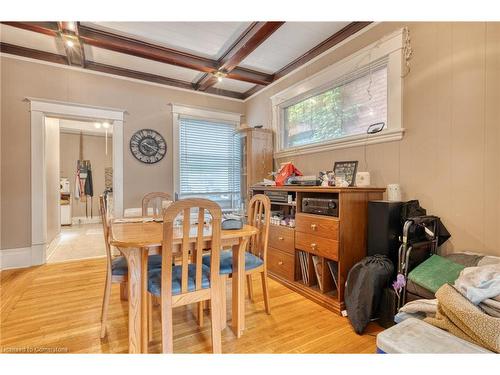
[333,161,358,187]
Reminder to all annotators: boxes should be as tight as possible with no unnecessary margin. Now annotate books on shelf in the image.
[326,260,339,291]
[312,255,324,291]
[298,251,309,285]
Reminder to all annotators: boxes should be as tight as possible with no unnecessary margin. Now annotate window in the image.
[283,62,387,148]
[272,28,405,158]
[177,115,241,211]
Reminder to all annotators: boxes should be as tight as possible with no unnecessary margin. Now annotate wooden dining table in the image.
[109,218,258,353]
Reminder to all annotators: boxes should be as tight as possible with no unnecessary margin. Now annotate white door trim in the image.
[26,97,125,268]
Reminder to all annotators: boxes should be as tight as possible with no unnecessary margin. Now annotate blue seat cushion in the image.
[147,263,211,296]
[111,254,162,276]
[202,250,264,275]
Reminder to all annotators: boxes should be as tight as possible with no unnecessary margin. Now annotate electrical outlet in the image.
[341,310,348,317]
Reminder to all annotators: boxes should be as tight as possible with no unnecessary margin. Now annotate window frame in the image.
[171,103,242,210]
[271,28,406,159]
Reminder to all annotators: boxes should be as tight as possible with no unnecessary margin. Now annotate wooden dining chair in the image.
[142,192,173,217]
[202,194,271,327]
[99,195,162,338]
[147,198,223,353]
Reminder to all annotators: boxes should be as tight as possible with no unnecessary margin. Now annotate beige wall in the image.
[245,22,500,256]
[45,118,60,244]
[0,56,244,250]
[59,132,113,219]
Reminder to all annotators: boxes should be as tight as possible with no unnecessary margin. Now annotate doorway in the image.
[27,98,124,267]
[45,118,114,263]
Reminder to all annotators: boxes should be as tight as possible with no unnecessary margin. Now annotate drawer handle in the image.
[310,243,317,250]
[278,261,283,265]
[278,236,284,241]
[310,224,317,231]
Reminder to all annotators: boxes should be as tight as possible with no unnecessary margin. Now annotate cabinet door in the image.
[248,130,273,187]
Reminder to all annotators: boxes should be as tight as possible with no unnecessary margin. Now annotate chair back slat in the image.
[195,208,205,290]
[181,208,190,294]
[99,195,113,270]
[142,192,173,217]
[161,199,222,300]
[247,194,270,260]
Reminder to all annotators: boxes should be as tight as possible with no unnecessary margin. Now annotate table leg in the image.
[122,247,143,354]
[232,237,249,338]
[141,249,149,353]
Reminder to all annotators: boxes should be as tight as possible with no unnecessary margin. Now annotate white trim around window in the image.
[271,28,406,159]
[170,103,242,200]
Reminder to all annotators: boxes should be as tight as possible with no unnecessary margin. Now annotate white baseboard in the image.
[71,216,102,225]
[0,244,46,271]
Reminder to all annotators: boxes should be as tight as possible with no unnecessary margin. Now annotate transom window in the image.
[283,63,387,148]
[271,29,405,158]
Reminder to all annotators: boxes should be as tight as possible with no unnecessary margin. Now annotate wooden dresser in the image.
[250,185,385,314]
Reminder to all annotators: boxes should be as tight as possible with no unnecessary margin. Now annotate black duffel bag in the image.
[344,255,394,334]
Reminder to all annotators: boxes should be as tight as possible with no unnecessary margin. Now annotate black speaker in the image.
[367,200,403,265]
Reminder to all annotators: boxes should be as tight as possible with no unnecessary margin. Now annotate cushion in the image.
[408,255,465,294]
[111,254,162,276]
[147,263,211,296]
[202,250,264,275]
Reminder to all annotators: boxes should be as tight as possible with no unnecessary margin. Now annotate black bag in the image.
[344,255,394,334]
[401,200,451,246]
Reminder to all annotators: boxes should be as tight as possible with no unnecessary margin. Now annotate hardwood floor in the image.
[0,258,382,353]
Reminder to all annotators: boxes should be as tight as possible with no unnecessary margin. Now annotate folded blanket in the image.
[454,263,500,304]
[425,284,500,353]
[400,298,437,315]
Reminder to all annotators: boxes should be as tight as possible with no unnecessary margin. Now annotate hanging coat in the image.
[84,167,94,197]
[74,163,81,200]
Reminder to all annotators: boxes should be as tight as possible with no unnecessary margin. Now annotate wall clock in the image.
[130,129,167,164]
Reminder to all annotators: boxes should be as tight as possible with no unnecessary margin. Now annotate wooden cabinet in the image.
[251,186,385,314]
[237,128,273,209]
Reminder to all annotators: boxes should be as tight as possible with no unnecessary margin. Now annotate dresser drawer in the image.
[267,247,295,280]
[268,224,295,254]
[295,231,339,261]
[295,213,339,240]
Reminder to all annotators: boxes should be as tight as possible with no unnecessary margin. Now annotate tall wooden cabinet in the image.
[236,128,273,209]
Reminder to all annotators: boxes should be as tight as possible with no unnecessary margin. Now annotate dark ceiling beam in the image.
[0,42,244,100]
[2,21,274,88]
[227,66,274,86]
[273,22,372,80]
[242,22,372,99]
[195,21,284,91]
[1,21,59,37]
[58,22,85,67]
[78,24,218,73]
[0,42,68,65]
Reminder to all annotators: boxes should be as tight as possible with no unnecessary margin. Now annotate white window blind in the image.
[283,58,388,149]
[178,116,241,211]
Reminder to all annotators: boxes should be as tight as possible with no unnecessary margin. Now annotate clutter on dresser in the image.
[333,160,358,187]
[355,171,371,187]
[274,162,303,186]
[387,183,402,201]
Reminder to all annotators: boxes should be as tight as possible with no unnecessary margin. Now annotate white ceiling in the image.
[212,77,255,93]
[239,22,350,74]
[81,22,252,60]
[1,22,354,96]
[0,24,64,55]
[84,45,203,82]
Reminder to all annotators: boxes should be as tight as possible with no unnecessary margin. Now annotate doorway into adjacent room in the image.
[44,117,114,263]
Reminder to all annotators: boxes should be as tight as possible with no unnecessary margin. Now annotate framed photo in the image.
[333,161,358,187]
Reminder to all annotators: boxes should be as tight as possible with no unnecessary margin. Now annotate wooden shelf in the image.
[269,271,343,314]
[270,201,296,207]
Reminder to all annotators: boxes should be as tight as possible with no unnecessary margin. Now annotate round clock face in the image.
[130,129,167,164]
